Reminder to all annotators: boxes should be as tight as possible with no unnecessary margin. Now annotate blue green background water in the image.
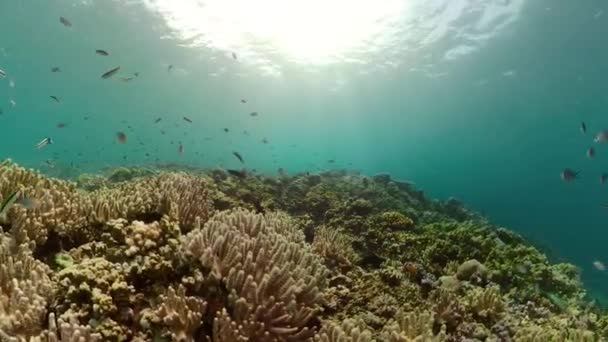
[1,0,608,299]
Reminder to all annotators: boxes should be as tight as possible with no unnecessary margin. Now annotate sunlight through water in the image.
[140,0,526,74]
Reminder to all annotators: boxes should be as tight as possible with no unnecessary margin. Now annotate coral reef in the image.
[0,160,606,341]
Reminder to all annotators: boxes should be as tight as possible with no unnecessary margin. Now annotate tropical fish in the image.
[178,144,184,155]
[580,121,587,134]
[51,67,61,72]
[587,147,595,159]
[101,66,121,79]
[227,169,247,178]
[250,112,258,117]
[232,52,237,60]
[50,96,61,103]
[561,168,579,181]
[0,68,6,78]
[183,116,192,123]
[232,151,244,163]
[35,137,53,149]
[116,132,127,143]
[224,128,229,132]
[154,118,162,123]
[241,99,247,103]
[593,260,606,271]
[56,123,66,128]
[0,190,18,216]
[59,16,72,27]
[594,130,608,143]
[95,49,109,56]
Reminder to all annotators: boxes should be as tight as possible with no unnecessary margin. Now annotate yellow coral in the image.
[381,310,446,342]
[466,285,505,323]
[314,319,373,342]
[154,285,207,342]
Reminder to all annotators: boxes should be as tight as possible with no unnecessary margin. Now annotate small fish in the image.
[183,116,192,123]
[116,132,127,143]
[9,99,15,107]
[95,49,109,56]
[232,151,244,163]
[35,137,53,149]
[232,52,237,60]
[561,168,579,181]
[227,169,247,178]
[50,96,61,103]
[9,79,14,88]
[59,17,72,27]
[51,67,61,73]
[178,144,184,155]
[56,123,66,128]
[44,159,55,169]
[328,159,335,163]
[168,65,173,72]
[134,72,140,77]
[120,77,134,82]
[0,68,6,78]
[15,195,40,210]
[224,128,229,132]
[601,173,607,184]
[0,190,19,216]
[241,99,247,103]
[278,168,286,177]
[101,66,121,79]
[587,147,595,159]
[160,130,165,135]
[580,122,587,134]
[0,108,3,115]
[594,130,608,143]
[262,138,268,144]
[593,260,606,271]
[154,118,162,124]
[250,112,258,117]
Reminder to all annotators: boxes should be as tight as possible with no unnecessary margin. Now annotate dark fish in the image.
[154,118,162,123]
[51,67,61,73]
[601,173,607,184]
[168,65,173,72]
[227,169,247,178]
[183,116,192,123]
[83,116,89,120]
[95,49,109,56]
[134,72,140,77]
[232,52,237,60]
[561,168,579,181]
[232,151,244,163]
[160,130,165,135]
[0,108,3,115]
[59,17,72,27]
[101,66,121,79]
[250,112,258,117]
[587,147,595,159]
[0,190,18,216]
[116,132,127,143]
[56,123,66,128]
[241,99,247,103]
[224,128,229,132]
[328,159,335,163]
[581,122,587,134]
[50,96,60,103]
[262,138,268,144]
[278,168,286,177]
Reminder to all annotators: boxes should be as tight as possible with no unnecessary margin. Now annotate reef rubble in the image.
[0,161,606,341]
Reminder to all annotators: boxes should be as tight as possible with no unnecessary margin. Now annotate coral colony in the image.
[0,160,605,341]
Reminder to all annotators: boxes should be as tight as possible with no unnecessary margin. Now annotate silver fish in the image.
[35,137,53,150]
[594,130,608,143]
[101,66,120,79]
[0,68,5,78]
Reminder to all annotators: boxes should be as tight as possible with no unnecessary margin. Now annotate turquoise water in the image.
[1,0,608,297]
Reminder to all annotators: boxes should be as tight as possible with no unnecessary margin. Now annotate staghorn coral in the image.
[314,319,373,342]
[154,285,207,342]
[0,236,54,339]
[182,209,328,341]
[381,310,446,342]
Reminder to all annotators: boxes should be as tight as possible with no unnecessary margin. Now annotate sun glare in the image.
[143,0,407,63]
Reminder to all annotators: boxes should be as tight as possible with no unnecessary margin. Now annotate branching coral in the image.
[314,319,373,342]
[182,209,328,341]
[154,285,207,342]
[466,285,505,325]
[381,310,446,342]
[0,236,54,339]
[312,226,359,271]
